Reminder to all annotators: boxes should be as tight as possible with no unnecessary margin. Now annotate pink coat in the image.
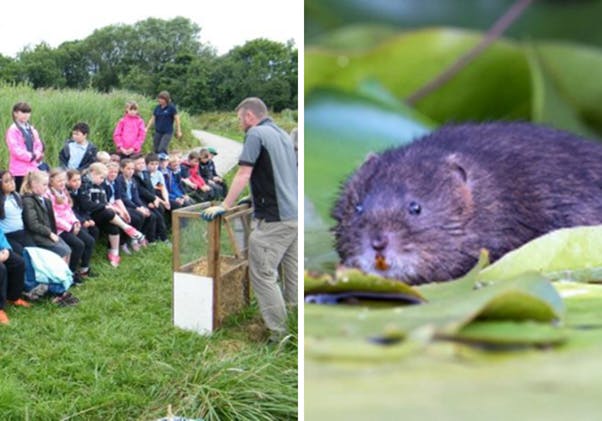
[48,189,79,235]
[5,123,44,176]
[113,114,146,153]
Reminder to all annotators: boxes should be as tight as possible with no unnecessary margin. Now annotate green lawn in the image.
[0,241,297,420]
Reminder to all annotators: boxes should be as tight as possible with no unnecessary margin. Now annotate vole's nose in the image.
[371,235,388,251]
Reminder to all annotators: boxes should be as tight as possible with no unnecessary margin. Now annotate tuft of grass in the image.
[0,240,298,420]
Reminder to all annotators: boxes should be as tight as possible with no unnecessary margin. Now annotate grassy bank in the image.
[0,84,199,169]
[0,242,298,420]
[192,109,298,142]
[0,86,298,419]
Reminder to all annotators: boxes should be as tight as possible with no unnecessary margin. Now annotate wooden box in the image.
[171,202,252,334]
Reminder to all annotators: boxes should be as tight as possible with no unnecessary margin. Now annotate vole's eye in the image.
[355,204,364,214]
[408,201,421,216]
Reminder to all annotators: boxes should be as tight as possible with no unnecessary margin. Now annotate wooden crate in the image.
[172,203,252,334]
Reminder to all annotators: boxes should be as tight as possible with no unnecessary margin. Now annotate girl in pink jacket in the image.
[5,102,45,191]
[47,168,96,282]
[113,101,146,159]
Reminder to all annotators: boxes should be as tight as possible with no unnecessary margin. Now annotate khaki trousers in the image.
[248,219,298,334]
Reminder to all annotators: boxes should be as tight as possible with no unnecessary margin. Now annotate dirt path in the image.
[192,130,242,175]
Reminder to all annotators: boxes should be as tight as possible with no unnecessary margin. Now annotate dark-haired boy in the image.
[58,122,98,171]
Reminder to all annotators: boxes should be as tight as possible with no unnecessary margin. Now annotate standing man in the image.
[201,97,297,343]
[146,91,182,154]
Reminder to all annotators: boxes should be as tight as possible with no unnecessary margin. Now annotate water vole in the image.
[332,122,602,285]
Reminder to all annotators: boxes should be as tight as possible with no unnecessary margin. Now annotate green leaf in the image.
[304,268,426,303]
[453,321,567,347]
[526,42,602,138]
[305,28,532,122]
[305,272,563,360]
[480,225,602,283]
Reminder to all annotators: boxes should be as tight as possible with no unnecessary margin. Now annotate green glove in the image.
[200,205,226,221]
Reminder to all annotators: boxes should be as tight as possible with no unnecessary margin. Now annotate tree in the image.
[212,39,297,111]
[18,43,64,89]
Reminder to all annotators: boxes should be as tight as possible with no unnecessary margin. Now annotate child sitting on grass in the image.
[180,150,215,203]
[146,153,170,211]
[165,155,193,210]
[0,227,28,325]
[47,168,96,281]
[199,147,227,200]
[0,170,37,256]
[58,122,99,171]
[20,171,72,269]
[66,169,99,244]
[113,159,154,251]
[78,163,145,267]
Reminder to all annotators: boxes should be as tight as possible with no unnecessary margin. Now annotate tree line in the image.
[0,17,298,114]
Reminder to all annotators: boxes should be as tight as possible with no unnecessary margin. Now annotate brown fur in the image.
[332,122,602,285]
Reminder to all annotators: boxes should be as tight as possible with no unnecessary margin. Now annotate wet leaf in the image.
[304,267,426,303]
[451,321,567,347]
[480,225,602,283]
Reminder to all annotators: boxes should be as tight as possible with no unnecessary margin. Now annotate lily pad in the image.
[479,225,602,283]
[304,267,426,303]
[305,271,564,360]
[451,321,567,347]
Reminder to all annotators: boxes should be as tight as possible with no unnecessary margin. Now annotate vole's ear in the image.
[445,153,474,214]
[445,153,468,184]
[363,152,379,164]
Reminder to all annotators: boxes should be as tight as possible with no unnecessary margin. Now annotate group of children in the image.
[0,100,227,324]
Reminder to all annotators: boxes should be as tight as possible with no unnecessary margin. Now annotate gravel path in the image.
[192,130,242,175]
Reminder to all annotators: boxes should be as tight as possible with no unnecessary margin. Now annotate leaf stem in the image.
[406,0,535,106]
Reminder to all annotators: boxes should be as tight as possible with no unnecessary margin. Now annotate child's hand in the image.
[73,222,81,235]
[202,186,211,192]
[50,233,59,243]
[0,249,9,263]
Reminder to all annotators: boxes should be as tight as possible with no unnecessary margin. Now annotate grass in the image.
[0,84,199,170]
[192,110,298,142]
[0,241,297,420]
[0,86,299,419]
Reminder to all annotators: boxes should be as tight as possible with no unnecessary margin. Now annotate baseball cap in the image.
[207,147,218,155]
[158,152,170,161]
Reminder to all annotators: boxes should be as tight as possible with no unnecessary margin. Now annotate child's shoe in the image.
[80,269,97,278]
[121,243,132,255]
[0,310,9,325]
[107,253,121,267]
[9,298,31,308]
[124,226,145,242]
[72,273,84,286]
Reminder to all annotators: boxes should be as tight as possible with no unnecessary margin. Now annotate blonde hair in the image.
[48,168,71,206]
[88,162,108,177]
[96,151,111,164]
[20,170,49,195]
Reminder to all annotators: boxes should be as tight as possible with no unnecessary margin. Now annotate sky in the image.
[0,0,301,57]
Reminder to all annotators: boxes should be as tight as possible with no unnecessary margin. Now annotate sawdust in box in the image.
[193,256,249,326]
